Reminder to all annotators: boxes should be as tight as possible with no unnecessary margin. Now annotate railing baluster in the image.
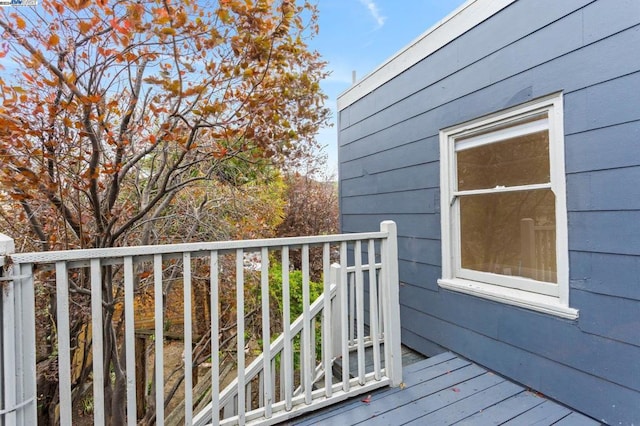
[90,259,105,426]
[298,334,304,394]
[236,249,246,424]
[14,263,24,426]
[282,246,293,411]
[355,241,365,384]
[260,247,272,418]
[275,356,281,402]
[245,382,252,412]
[339,241,350,392]
[258,370,264,408]
[310,316,316,383]
[210,251,220,426]
[183,253,193,424]
[223,401,233,418]
[55,262,73,426]
[349,271,355,345]
[17,262,36,425]
[378,264,384,340]
[302,244,312,405]
[322,244,332,397]
[123,257,137,426]
[153,254,164,425]
[368,240,381,380]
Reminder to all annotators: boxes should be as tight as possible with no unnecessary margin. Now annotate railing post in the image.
[1,233,37,425]
[380,221,402,387]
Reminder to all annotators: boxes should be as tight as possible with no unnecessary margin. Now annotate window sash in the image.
[451,192,560,297]
[455,116,549,152]
[440,93,569,304]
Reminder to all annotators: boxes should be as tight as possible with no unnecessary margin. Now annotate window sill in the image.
[437,278,579,320]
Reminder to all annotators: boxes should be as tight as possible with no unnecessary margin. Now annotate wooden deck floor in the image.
[292,351,601,426]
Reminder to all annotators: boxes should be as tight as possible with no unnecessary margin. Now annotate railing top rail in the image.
[7,230,388,265]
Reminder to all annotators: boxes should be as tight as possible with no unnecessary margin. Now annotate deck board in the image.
[405,381,524,426]
[502,400,572,425]
[290,351,601,426]
[355,373,507,425]
[553,411,602,426]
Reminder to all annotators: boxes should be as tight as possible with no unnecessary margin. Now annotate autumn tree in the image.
[0,0,329,422]
[276,171,339,279]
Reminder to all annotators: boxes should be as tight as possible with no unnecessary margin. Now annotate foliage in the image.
[267,260,323,321]
[267,260,323,362]
[277,173,339,239]
[0,0,329,423]
[276,172,339,279]
[0,0,329,251]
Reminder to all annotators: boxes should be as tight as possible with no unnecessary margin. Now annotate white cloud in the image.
[358,0,386,29]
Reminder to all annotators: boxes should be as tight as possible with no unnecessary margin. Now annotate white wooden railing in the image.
[0,221,401,425]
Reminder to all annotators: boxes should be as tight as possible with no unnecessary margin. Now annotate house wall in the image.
[338,0,640,424]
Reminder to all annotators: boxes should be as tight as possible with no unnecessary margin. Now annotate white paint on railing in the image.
[355,241,366,385]
[381,221,403,387]
[11,232,387,265]
[323,246,333,397]
[260,247,272,418]
[235,249,246,425]
[55,261,73,425]
[301,244,312,405]
[281,246,293,412]
[368,240,382,380]
[153,254,165,425]
[339,241,350,392]
[2,223,402,426]
[183,252,193,424]
[123,257,137,426]
[90,259,105,426]
[210,251,220,426]
[19,262,37,426]
[348,271,355,346]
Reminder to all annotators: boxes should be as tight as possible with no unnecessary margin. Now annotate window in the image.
[438,93,578,319]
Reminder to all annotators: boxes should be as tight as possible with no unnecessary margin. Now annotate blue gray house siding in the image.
[338,0,640,424]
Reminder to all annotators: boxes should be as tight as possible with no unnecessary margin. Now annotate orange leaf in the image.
[149,134,157,144]
[15,16,26,30]
[85,94,101,103]
[48,34,60,47]
[78,21,93,34]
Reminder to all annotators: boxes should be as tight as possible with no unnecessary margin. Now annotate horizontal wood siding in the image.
[338,0,640,424]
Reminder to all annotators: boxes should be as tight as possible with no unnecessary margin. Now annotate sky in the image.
[308,0,467,176]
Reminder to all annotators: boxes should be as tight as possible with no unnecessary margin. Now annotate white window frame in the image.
[438,93,578,319]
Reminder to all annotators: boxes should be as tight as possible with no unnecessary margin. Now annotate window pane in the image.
[457,130,550,191]
[459,189,557,283]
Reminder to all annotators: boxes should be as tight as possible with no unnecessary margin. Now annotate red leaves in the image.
[213,147,228,159]
[0,42,8,59]
[452,388,461,393]
[361,395,372,404]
